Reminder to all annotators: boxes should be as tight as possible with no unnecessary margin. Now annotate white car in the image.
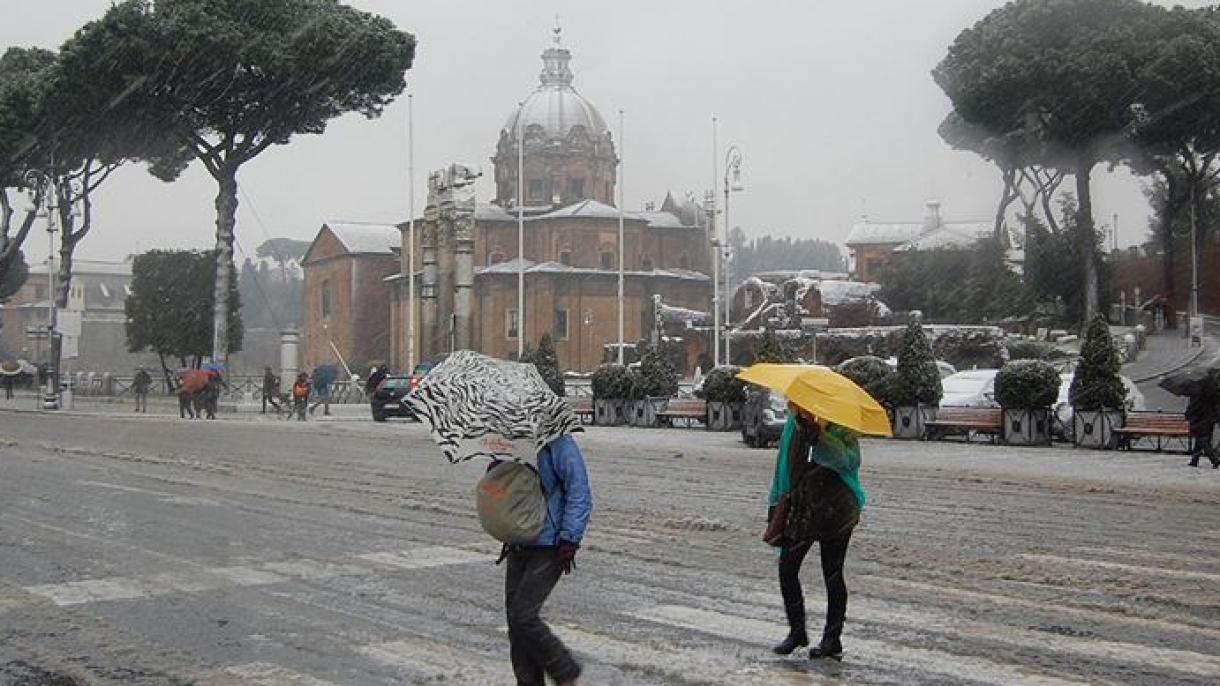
[885,357,957,379]
[1053,373,1145,437]
[939,369,1000,408]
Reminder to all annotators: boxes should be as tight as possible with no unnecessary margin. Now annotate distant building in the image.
[0,259,160,373]
[844,201,1003,282]
[301,222,401,371]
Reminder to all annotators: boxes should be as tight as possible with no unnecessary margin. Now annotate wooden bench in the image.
[565,397,594,425]
[657,398,707,428]
[1114,411,1191,452]
[924,407,1003,443]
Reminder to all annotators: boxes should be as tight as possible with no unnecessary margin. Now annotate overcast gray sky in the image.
[3,0,1201,264]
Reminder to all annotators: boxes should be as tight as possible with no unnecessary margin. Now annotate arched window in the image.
[678,253,690,270]
[641,257,653,271]
[600,250,614,270]
[559,249,572,266]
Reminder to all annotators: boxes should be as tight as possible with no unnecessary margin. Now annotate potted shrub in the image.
[1069,314,1128,449]
[591,364,630,426]
[521,334,565,396]
[834,356,894,407]
[631,345,680,427]
[888,320,943,439]
[699,366,745,431]
[994,360,1059,446]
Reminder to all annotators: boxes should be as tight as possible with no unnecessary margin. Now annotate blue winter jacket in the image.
[530,434,592,547]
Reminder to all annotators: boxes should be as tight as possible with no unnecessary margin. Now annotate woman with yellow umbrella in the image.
[740,364,890,661]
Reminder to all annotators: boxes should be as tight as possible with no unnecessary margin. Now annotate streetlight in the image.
[617,108,625,365]
[517,100,526,359]
[406,92,416,375]
[722,145,743,366]
[706,189,719,368]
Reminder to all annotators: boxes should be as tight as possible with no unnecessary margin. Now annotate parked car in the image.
[939,369,1000,408]
[885,357,957,379]
[370,375,416,422]
[1052,373,1145,439]
[741,388,788,448]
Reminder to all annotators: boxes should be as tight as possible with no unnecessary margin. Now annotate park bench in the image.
[565,397,594,425]
[657,398,707,428]
[1114,411,1191,452]
[924,407,1003,443]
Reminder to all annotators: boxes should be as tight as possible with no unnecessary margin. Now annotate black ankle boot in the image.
[1189,455,1200,467]
[772,629,809,655]
[809,637,843,661]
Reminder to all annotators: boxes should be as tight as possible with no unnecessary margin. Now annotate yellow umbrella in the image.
[737,363,892,437]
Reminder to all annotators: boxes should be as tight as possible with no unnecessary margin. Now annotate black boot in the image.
[772,600,808,655]
[1189,453,1200,467]
[809,637,843,661]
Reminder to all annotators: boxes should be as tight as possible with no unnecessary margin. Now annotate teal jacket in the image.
[769,415,866,509]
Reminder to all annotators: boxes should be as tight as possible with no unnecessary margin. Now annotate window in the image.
[506,308,519,339]
[321,279,332,318]
[867,258,883,277]
[528,179,544,202]
[489,252,505,266]
[600,250,615,270]
[553,308,569,341]
[641,257,653,271]
[568,178,584,198]
[678,253,690,270]
[559,250,572,266]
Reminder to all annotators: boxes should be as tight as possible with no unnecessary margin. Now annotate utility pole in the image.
[406,93,416,374]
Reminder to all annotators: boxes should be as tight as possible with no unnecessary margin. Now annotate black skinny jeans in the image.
[778,531,853,642]
[505,547,581,686]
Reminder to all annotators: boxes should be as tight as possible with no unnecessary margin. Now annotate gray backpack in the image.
[476,461,546,544]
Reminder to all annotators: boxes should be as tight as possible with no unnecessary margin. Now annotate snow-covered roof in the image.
[896,222,992,251]
[845,222,922,246]
[635,211,688,229]
[535,199,624,221]
[818,280,881,307]
[659,304,711,326]
[29,259,131,277]
[477,258,709,281]
[474,203,516,222]
[754,269,850,282]
[324,222,399,255]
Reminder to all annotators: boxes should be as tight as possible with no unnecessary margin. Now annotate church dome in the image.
[502,43,608,140]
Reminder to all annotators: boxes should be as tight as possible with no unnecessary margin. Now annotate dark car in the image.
[741,388,788,448]
[370,376,415,422]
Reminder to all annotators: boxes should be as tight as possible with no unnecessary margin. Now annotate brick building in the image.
[845,201,997,282]
[382,33,712,373]
[301,222,400,371]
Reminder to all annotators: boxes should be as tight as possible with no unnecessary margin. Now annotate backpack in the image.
[292,383,308,399]
[475,460,546,544]
[785,464,859,543]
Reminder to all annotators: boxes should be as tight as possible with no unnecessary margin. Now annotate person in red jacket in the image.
[291,372,310,421]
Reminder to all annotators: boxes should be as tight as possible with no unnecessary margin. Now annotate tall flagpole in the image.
[517,102,525,359]
[617,109,625,366]
[406,93,416,374]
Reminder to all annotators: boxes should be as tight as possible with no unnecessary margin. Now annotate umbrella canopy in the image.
[1159,366,1218,397]
[177,369,213,394]
[0,360,20,377]
[405,350,582,463]
[737,363,892,437]
[312,364,339,386]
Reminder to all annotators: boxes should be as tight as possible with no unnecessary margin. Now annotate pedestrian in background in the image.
[309,368,333,416]
[262,366,280,414]
[292,372,310,421]
[766,405,864,661]
[1186,385,1219,468]
[503,434,591,686]
[132,367,151,413]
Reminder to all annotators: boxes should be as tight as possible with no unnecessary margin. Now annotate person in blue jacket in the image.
[504,433,592,686]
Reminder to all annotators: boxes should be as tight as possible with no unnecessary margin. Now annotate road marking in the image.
[22,545,487,607]
[1021,553,1220,583]
[553,623,818,685]
[359,638,513,684]
[222,662,338,686]
[355,546,487,570]
[632,605,1087,686]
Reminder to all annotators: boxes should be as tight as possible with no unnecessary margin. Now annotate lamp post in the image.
[617,108,625,365]
[706,190,719,369]
[722,145,743,366]
[517,101,526,359]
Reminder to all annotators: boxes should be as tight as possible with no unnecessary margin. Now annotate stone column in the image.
[279,329,300,395]
[421,217,439,362]
[453,213,475,351]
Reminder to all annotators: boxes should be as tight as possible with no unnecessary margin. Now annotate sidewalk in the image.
[0,392,374,422]
[1122,329,1214,383]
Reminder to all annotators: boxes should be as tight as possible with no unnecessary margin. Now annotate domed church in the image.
[382,32,713,373]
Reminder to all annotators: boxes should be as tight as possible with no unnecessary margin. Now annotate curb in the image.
[1128,338,1213,384]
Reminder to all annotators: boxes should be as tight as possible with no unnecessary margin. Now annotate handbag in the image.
[762,494,791,547]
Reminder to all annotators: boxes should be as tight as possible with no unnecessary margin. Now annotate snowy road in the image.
[1,411,1219,685]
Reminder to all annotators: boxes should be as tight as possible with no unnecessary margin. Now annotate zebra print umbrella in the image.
[404,350,582,463]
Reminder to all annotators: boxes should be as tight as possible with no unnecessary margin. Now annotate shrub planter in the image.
[1072,409,1124,449]
[707,401,730,431]
[892,405,936,439]
[728,402,744,430]
[638,397,666,428]
[594,399,625,426]
[1002,408,1051,446]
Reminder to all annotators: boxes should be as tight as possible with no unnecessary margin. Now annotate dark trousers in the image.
[262,390,280,414]
[505,547,581,686]
[778,531,852,644]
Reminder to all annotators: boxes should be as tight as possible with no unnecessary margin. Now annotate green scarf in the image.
[769,416,866,509]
